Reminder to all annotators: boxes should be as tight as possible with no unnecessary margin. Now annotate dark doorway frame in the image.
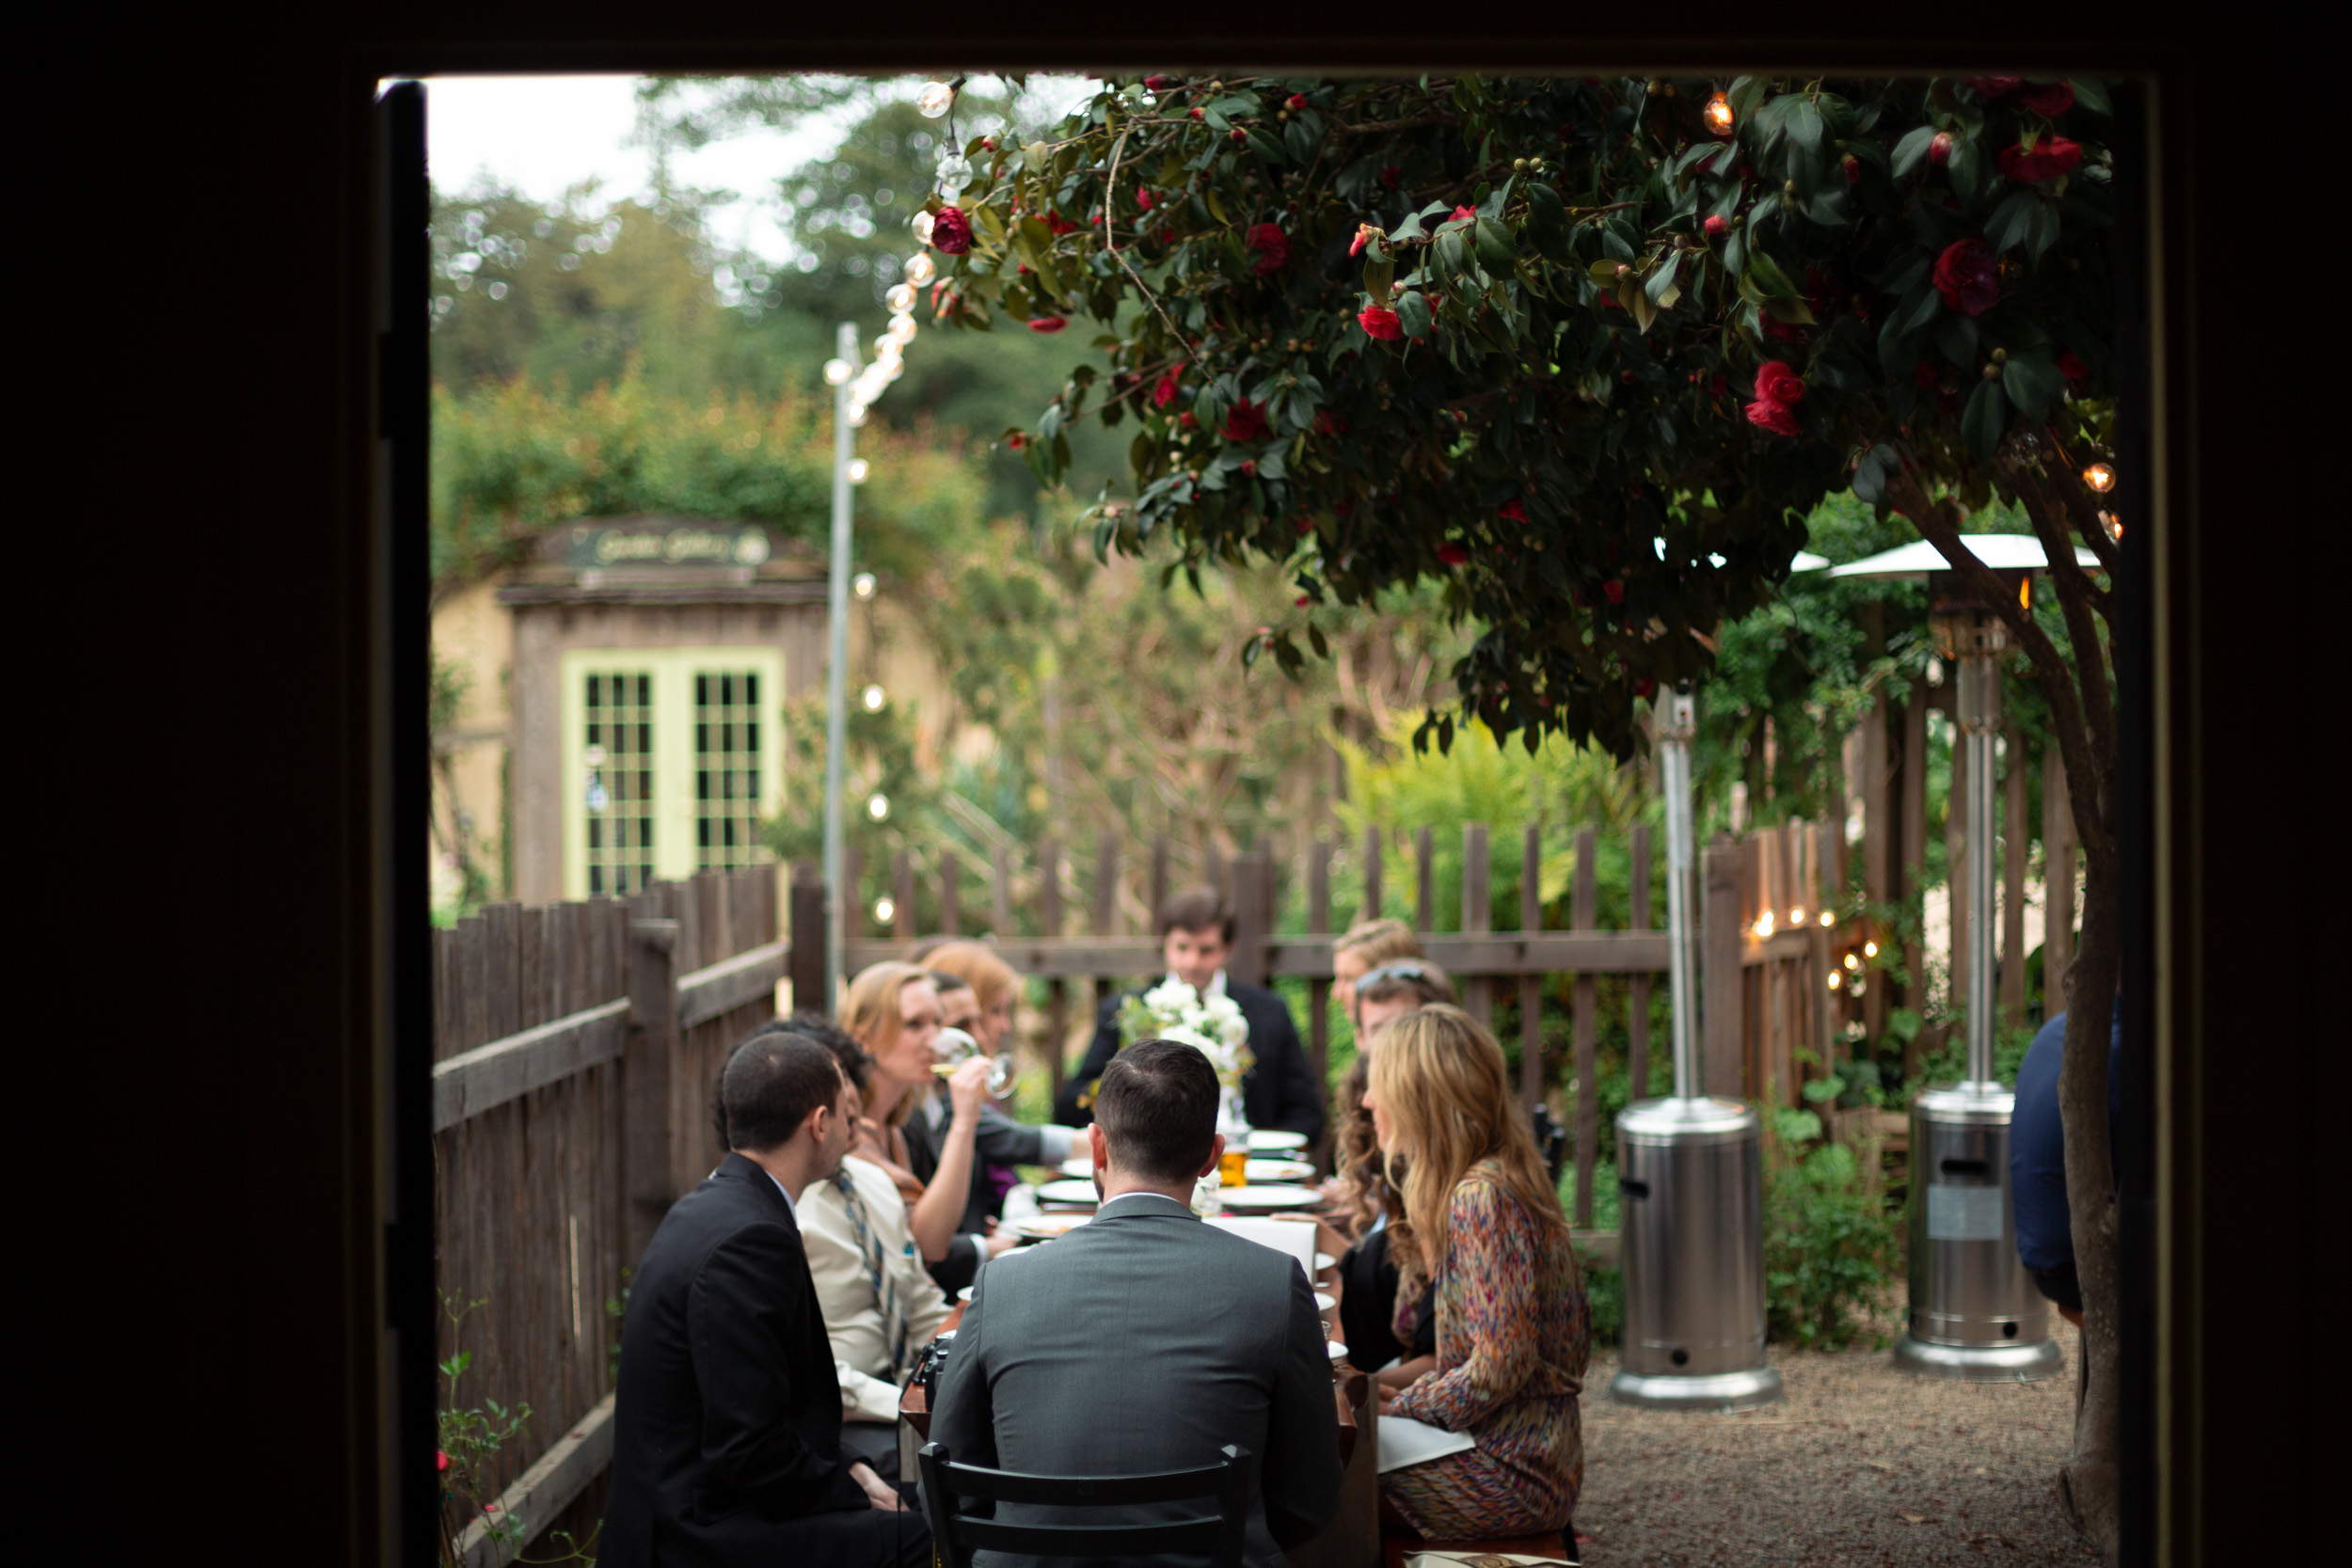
[101,17,2315,1566]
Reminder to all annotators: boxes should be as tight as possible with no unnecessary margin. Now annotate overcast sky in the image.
[413,73,1091,261]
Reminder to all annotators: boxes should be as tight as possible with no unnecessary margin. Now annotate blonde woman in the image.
[922,940,1021,1057]
[1361,1006,1589,1541]
[840,961,1009,1294]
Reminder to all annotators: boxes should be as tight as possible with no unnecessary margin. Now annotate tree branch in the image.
[1999,452,2122,806]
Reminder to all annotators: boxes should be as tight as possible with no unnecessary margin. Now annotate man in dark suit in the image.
[930,1039,1343,1568]
[1054,888,1327,1140]
[604,1032,930,1568]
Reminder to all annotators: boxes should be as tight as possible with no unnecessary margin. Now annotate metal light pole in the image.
[1612,687,1784,1410]
[820,322,859,1010]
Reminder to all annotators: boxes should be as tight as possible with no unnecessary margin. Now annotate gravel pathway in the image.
[1574,1306,2099,1566]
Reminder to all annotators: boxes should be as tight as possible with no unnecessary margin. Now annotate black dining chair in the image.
[917,1441,1257,1568]
[1532,1102,1569,1189]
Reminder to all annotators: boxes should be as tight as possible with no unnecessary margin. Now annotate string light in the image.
[1827,971,1842,990]
[1844,953,1860,970]
[916,81,957,119]
[823,358,854,386]
[852,572,877,599]
[909,211,935,246]
[847,458,870,483]
[862,684,886,711]
[1863,940,1879,958]
[2082,461,2116,493]
[886,282,918,313]
[867,792,891,820]
[935,151,974,201]
[874,895,898,924]
[903,253,938,287]
[1789,907,1805,926]
[2101,510,2122,542]
[1704,92,1735,135]
[1755,912,1776,938]
[1819,910,1835,927]
[887,312,919,346]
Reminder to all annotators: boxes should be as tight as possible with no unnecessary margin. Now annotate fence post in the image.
[1092,833,1120,1033]
[1150,835,1170,924]
[1462,823,1490,1026]
[1041,839,1066,1098]
[894,852,916,942]
[1230,847,1270,989]
[1361,825,1383,924]
[940,852,961,939]
[1310,840,1333,1093]
[625,917,682,1267]
[1414,826,1435,933]
[789,872,828,1018]
[1518,824,1542,1112]
[1701,835,1745,1101]
[1628,823,1652,1103]
[1571,826,1597,1226]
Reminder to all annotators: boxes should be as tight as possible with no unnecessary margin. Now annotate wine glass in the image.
[930,1026,1015,1096]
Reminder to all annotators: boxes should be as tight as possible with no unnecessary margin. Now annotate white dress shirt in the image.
[799,1154,954,1423]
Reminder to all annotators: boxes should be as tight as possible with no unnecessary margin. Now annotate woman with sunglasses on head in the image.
[1361,1005,1589,1544]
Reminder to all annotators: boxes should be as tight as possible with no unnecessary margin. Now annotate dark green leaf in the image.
[1984,190,2037,255]
[1745,250,1800,300]
[2070,78,2112,117]
[2002,351,2063,420]
[1396,290,1434,340]
[1949,135,1987,205]
[1933,311,1977,365]
[1788,98,1825,154]
[1247,129,1288,165]
[1473,215,1517,269]
[1962,376,2010,458]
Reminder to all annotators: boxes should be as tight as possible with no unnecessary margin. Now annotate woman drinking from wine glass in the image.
[1360,1005,1590,1542]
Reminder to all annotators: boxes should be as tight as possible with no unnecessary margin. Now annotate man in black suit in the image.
[1054,887,1327,1140]
[605,1031,930,1568]
[930,1039,1343,1567]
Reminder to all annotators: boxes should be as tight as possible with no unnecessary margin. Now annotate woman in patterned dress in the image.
[1362,1005,1590,1540]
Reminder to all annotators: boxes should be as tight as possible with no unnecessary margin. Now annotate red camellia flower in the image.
[437,1451,451,1473]
[2058,348,2092,383]
[1247,222,1290,274]
[1146,74,1177,91]
[1744,359,1806,436]
[1287,93,1308,110]
[1842,154,1861,183]
[1932,238,2001,316]
[1964,76,2021,100]
[1704,214,1728,240]
[1006,432,1027,449]
[1358,306,1404,341]
[1188,107,1204,120]
[1152,370,1182,409]
[1380,166,1401,188]
[1313,409,1352,436]
[2016,81,2076,118]
[1499,499,1528,523]
[930,206,973,255]
[1044,211,1080,236]
[1241,460,1259,477]
[1997,136,2083,183]
[1450,204,1477,223]
[1220,399,1271,442]
[1027,315,1068,334]
[1603,578,1625,605]
[1231,128,1248,144]
[1915,358,1941,389]
[1179,412,1198,429]
[1349,222,1383,257]
[1437,543,1470,566]
[1136,189,1155,211]
[1930,132,1956,167]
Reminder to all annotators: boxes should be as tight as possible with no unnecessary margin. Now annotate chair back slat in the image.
[920,1442,1257,1568]
[949,1518,1226,1557]
[939,1457,1235,1506]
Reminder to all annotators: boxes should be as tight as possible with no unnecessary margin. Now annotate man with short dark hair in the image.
[930,1039,1343,1567]
[605,1031,931,1568]
[1054,887,1326,1137]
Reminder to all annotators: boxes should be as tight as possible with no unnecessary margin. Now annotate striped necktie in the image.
[830,1167,909,1380]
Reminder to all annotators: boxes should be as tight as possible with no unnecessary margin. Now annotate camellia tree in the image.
[925,71,2128,1549]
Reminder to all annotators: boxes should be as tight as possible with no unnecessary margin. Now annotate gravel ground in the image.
[1574,1302,2100,1566]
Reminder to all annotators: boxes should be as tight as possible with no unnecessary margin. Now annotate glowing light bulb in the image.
[847,458,870,483]
[852,572,877,599]
[2102,510,2122,542]
[886,283,918,313]
[903,253,937,286]
[862,684,885,711]
[1789,907,1805,926]
[1844,953,1860,971]
[1755,912,1775,938]
[1864,940,1879,958]
[1820,910,1835,927]
[874,895,897,924]
[916,81,957,119]
[888,312,918,345]
[910,211,935,246]
[1703,91,1735,136]
[2082,461,2116,493]
[867,791,890,820]
[845,402,870,427]
[935,151,974,201]
[823,357,854,386]
[1827,971,1842,990]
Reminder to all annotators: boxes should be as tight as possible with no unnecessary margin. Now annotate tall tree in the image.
[928,71,2126,1551]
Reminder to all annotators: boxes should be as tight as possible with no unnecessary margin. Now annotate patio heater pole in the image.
[1892,588,2062,1381]
[1611,687,1783,1410]
[820,323,859,1013]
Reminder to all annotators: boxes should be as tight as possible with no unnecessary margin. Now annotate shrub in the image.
[1761,1109,1902,1350]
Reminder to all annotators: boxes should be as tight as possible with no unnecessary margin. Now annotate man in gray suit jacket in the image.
[927,1039,1343,1567]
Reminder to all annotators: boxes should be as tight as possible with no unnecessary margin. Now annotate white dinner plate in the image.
[1011,1213,1090,1240]
[1248,1130,1310,1152]
[1034,1179,1105,1207]
[1209,1183,1322,1211]
[1315,1252,1337,1272]
[1313,1291,1337,1312]
[1245,1158,1315,1182]
[1326,1340,1350,1361]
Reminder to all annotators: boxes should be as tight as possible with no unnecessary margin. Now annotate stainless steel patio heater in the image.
[1829,536,2080,1383]
[1611,689,1784,1410]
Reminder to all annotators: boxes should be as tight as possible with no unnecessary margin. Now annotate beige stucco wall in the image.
[431,577,515,906]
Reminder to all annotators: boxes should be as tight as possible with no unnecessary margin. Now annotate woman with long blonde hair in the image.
[1362,1005,1590,1542]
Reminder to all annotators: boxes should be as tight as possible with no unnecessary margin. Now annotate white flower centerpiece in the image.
[1118,977,1254,1093]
